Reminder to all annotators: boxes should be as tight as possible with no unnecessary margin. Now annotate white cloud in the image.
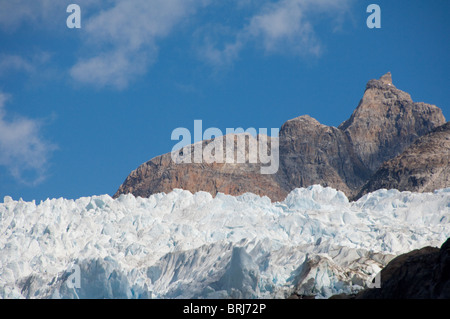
[70,49,150,90]
[199,0,353,66]
[70,0,208,89]
[0,52,52,76]
[246,0,320,55]
[0,92,55,185]
[0,0,65,30]
[1,0,354,87]
[200,38,243,67]
[0,55,34,73]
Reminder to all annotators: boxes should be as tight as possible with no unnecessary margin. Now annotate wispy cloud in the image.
[70,49,151,90]
[246,0,321,55]
[0,92,56,185]
[1,0,354,88]
[0,52,52,76]
[199,0,353,66]
[0,0,65,31]
[70,0,208,89]
[0,55,34,73]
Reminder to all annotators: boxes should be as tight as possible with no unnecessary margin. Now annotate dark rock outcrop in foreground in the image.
[114,73,447,201]
[356,238,450,299]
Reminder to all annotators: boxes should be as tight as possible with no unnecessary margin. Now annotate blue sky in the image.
[0,0,449,201]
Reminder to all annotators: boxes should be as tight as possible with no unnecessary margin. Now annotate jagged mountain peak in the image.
[114,73,447,201]
[379,71,393,85]
[339,72,445,171]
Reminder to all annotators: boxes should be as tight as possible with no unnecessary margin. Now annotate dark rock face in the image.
[276,115,371,198]
[357,238,450,299]
[357,122,450,199]
[114,73,447,201]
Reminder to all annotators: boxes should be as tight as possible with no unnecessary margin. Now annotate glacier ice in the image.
[0,185,449,299]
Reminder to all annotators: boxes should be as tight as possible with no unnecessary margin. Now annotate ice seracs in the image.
[0,185,449,299]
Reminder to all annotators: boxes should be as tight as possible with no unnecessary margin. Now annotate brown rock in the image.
[379,71,392,85]
[339,72,446,172]
[114,134,289,201]
[276,115,371,198]
[114,73,447,201]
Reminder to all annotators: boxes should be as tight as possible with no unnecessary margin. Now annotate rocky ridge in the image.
[114,134,289,202]
[114,73,447,201]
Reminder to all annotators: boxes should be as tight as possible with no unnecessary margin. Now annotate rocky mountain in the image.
[356,237,450,299]
[114,73,447,200]
[357,122,450,199]
[339,72,445,171]
[275,115,371,197]
[114,134,289,202]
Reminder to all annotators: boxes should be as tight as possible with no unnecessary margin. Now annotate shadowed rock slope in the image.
[356,237,450,299]
[356,122,450,199]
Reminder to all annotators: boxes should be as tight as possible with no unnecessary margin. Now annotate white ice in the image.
[0,185,449,299]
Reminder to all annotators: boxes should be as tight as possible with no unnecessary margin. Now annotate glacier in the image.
[0,185,449,299]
